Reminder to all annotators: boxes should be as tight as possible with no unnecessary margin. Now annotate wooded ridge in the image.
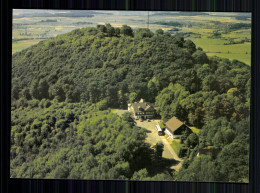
[11,24,250,182]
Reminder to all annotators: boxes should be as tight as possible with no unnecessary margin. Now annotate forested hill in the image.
[11,24,250,182]
[12,24,249,109]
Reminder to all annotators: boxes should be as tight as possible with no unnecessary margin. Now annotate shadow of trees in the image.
[146,157,180,177]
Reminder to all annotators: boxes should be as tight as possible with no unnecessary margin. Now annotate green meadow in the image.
[171,140,182,155]
[12,39,42,54]
[189,37,251,65]
[189,127,200,134]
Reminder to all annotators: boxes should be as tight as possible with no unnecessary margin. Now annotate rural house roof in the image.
[165,116,186,133]
[129,99,155,113]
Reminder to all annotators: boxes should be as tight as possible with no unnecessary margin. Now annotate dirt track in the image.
[135,119,183,171]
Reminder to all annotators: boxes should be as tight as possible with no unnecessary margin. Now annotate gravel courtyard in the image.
[135,119,183,171]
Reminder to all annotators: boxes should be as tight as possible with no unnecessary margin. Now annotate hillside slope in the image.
[11,25,250,182]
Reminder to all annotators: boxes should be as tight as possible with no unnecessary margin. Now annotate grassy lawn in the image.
[159,122,165,129]
[111,109,129,117]
[190,126,200,134]
[171,140,181,155]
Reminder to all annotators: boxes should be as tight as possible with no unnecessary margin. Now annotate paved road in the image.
[135,119,183,171]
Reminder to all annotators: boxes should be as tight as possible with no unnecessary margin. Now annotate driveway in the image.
[135,119,183,171]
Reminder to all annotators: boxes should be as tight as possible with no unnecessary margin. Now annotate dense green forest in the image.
[11,24,250,181]
[11,101,172,180]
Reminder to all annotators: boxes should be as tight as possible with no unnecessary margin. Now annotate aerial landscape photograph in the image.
[11,10,251,182]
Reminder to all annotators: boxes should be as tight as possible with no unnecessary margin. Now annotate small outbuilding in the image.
[165,116,192,139]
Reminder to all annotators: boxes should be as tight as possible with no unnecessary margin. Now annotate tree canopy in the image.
[11,24,250,182]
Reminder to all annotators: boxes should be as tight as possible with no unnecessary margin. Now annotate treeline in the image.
[40,19,58,23]
[11,24,250,182]
[11,100,172,180]
[215,22,251,33]
[152,21,183,27]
